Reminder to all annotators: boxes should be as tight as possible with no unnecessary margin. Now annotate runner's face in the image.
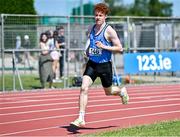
[94,10,106,26]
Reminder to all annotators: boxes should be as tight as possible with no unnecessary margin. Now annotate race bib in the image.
[89,48,102,56]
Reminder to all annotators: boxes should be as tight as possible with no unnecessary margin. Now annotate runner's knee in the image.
[105,92,111,96]
[80,85,89,94]
[104,87,113,96]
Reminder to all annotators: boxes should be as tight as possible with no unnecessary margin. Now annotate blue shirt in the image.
[88,24,113,63]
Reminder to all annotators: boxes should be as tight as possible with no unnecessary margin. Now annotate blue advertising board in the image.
[124,52,180,74]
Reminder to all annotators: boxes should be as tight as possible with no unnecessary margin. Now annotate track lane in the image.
[0,84,180,136]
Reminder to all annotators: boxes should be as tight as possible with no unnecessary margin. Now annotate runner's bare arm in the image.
[96,26,123,53]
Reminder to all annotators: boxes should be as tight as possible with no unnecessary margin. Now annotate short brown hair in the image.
[94,3,110,15]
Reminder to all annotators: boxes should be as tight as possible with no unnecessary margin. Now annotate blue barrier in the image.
[112,75,121,86]
[124,52,180,74]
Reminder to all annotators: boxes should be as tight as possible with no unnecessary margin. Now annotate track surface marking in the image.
[0,84,180,136]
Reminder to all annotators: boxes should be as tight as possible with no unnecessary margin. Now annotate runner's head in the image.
[94,3,110,16]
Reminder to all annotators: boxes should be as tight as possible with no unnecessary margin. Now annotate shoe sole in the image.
[122,95,129,104]
[70,122,85,127]
[121,87,129,104]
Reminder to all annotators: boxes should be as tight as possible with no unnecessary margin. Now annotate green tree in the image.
[0,0,36,14]
[148,0,172,16]
[130,0,149,16]
[160,1,173,17]
[104,0,130,16]
[103,0,173,17]
[0,0,37,49]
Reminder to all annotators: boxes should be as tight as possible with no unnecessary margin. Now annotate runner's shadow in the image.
[60,124,116,134]
[31,86,43,89]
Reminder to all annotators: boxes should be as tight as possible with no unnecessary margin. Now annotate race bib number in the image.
[89,48,102,56]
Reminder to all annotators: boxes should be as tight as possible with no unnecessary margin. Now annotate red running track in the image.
[0,84,180,136]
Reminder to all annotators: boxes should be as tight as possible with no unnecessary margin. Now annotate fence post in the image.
[1,14,5,92]
[67,16,70,87]
[12,50,24,91]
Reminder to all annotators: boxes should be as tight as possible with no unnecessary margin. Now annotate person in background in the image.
[23,35,34,64]
[175,36,180,51]
[39,32,54,89]
[23,35,30,59]
[15,35,22,63]
[71,3,129,127]
[57,26,66,79]
[46,30,61,82]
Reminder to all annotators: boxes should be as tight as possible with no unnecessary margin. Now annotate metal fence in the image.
[1,14,180,91]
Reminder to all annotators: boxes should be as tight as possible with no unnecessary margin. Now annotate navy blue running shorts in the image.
[83,60,112,88]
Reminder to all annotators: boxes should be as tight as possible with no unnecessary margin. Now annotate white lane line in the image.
[1,110,180,136]
[0,88,180,105]
[0,85,179,100]
[0,88,102,97]
[1,98,180,116]
[0,85,173,97]
[0,102,180,125]
[0,98,180,116]
[0,93,180,110]
[87,110,180,124]
[0,125,60,136]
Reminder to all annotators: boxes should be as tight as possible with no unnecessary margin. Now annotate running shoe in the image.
[120,87,129,104]
[71,118,85,127]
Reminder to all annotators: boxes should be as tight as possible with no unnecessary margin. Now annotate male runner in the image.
[71,3,129,127]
